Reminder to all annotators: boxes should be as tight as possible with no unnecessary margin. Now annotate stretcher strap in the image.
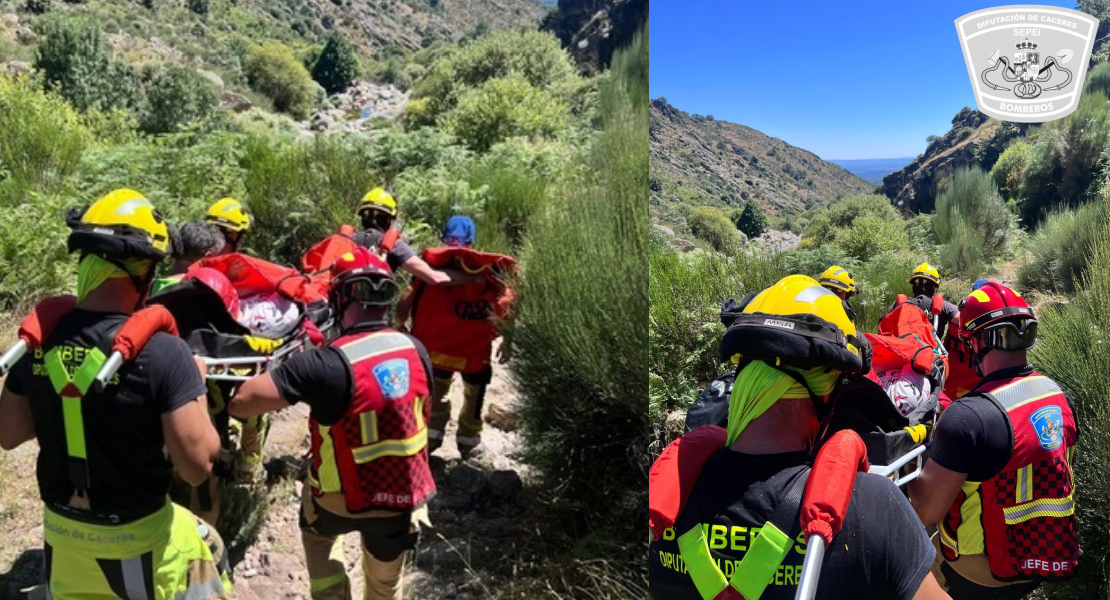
[44,346,107,495]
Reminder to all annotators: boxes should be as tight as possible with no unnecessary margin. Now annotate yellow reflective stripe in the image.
[1016,465,1033,504]
[337,332,415,364]
[990,376,1062,412]
[359,411,378,445]
[316,425,342,493]
[956,481,986,555]
[677,526,728,600]
[352,428,428,464]
[939,523,958,554]
[1003,492,1075,525]
[62,397,87,459]
[309,572,347,594]
[414,397,426,430]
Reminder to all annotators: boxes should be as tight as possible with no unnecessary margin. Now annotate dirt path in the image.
[0,343,531,600]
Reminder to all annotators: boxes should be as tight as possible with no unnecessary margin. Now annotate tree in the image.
[245,41,316,118]
[35,18,139,112]
[688,206,740,252]
[734,198,768,238]
[140,66,218,134]
[311,33,361,94]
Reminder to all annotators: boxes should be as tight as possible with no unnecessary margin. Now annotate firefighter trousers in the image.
[428,366,491,453]
[299,487,426,600]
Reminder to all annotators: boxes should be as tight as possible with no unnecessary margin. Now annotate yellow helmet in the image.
[357,188,398,218]
[66,188,170,260]
[819,265,856,295]
[205,198,252,233]
[719,275,869,374]
[909,262,940,286]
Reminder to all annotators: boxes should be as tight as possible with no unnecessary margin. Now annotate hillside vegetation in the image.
[651,49,1110,599]
[649,97,874,230]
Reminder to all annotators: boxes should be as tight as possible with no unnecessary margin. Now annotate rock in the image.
[665,411,686,440]
[312,113,334,132]
[15,25,35,43]
[488,469,522,499]
[448,461,487,497]
[219,91,253,112]
[196,69,224,89]
[669,238,696,252]
[652,224,675,238]
[484,404,517,432]
[1,13,19,28]
[4,61,31,77]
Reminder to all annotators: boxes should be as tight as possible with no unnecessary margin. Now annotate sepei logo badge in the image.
[373,358,410,400]
[956,5,1098,123]
[763,318,795,330]
[1029,404,1065,450]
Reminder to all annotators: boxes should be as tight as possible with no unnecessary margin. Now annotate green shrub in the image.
[1085,61,1110,97]
[734,198,768,238]
[834,214,908,262]
[934,167,1015,276]
[687,205,740,253]
[852,252,917,334]
[311,33,361,94]
[409,29,578,127]
[245,41,315,118]
[801,194,900,246]
[990,141,1032,199]
[139,66,218,134]
[0,74,90,193]
[1019,199,1106,294]
[1029,214,1110,600]
[35,17,139,112]
[508,28,647,552]
[0,193,77,309]
[443,75,570,152]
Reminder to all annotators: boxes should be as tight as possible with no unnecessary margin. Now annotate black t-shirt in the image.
[649,451,935,600]
[930,367,1078,481]
[4,309,205,516]
[353,229,417,272]
[270,329,433,426]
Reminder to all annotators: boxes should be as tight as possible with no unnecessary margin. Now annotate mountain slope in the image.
[649,98,874,227]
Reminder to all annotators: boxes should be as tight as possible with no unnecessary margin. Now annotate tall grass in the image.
[934,167,1015,277]
[0,75,90,194]
[1031,213,1110,600]
[1019,198,1106,294]
[508,27,647,563]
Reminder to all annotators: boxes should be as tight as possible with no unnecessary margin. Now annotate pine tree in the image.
[735,198,769,238]
[311,33,361,94]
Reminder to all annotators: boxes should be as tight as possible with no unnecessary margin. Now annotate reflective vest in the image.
[409,248,512,374]
[940,372,1078,581]
[307,329,434,513]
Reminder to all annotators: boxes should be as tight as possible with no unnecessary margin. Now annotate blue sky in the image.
[650,0,1078,160]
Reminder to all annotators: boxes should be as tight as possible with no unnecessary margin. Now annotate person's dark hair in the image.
[167,223,183,260]
[180,222,225,262]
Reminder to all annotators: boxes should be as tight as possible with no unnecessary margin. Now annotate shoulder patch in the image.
[1029,405,1064,451]
[373,358,410,401]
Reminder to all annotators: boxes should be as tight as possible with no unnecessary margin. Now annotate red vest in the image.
[410,247,514,374]
[940,372,1078,581]
[307,329,434,513]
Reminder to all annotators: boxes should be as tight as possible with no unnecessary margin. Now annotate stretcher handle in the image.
[794,534,826,600]
[0,340,28,376]
[91,351,124,394]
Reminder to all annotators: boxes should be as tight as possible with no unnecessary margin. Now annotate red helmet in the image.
[184,267,239,319]
[330,247,396,310]
[960,281,1037,351]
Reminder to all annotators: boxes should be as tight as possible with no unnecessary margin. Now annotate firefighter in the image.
[0,189,230,599]
[648,275,946,600]
[230,247,434,600]
[394,216,514,459]
[909,282,1079,600]
[818,265,858,322]
[353,188,481,286]
[205,197,253,254]
[895,263,959,339]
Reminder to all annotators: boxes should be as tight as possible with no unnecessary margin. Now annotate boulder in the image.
[219,91,253,113]
[448,461,487,498]
[669,238,696,252]
[652,224,675,238]
[1,13,19,28]
[484,404,518,433]
[488,469,523,499]
[4,60,31,77]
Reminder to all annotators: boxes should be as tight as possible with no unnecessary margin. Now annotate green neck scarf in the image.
[77,255,153,302]
[726,361,840,446]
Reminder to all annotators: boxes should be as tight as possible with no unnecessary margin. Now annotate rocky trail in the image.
[0,343,535,600]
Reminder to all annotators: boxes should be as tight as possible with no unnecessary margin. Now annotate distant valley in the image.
[827,157,914,185]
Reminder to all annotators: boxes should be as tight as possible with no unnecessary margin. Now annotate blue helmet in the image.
[442,215,476,247]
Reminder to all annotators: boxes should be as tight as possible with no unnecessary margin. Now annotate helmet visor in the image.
[339,276,396,306]
[982,320,1038,351]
